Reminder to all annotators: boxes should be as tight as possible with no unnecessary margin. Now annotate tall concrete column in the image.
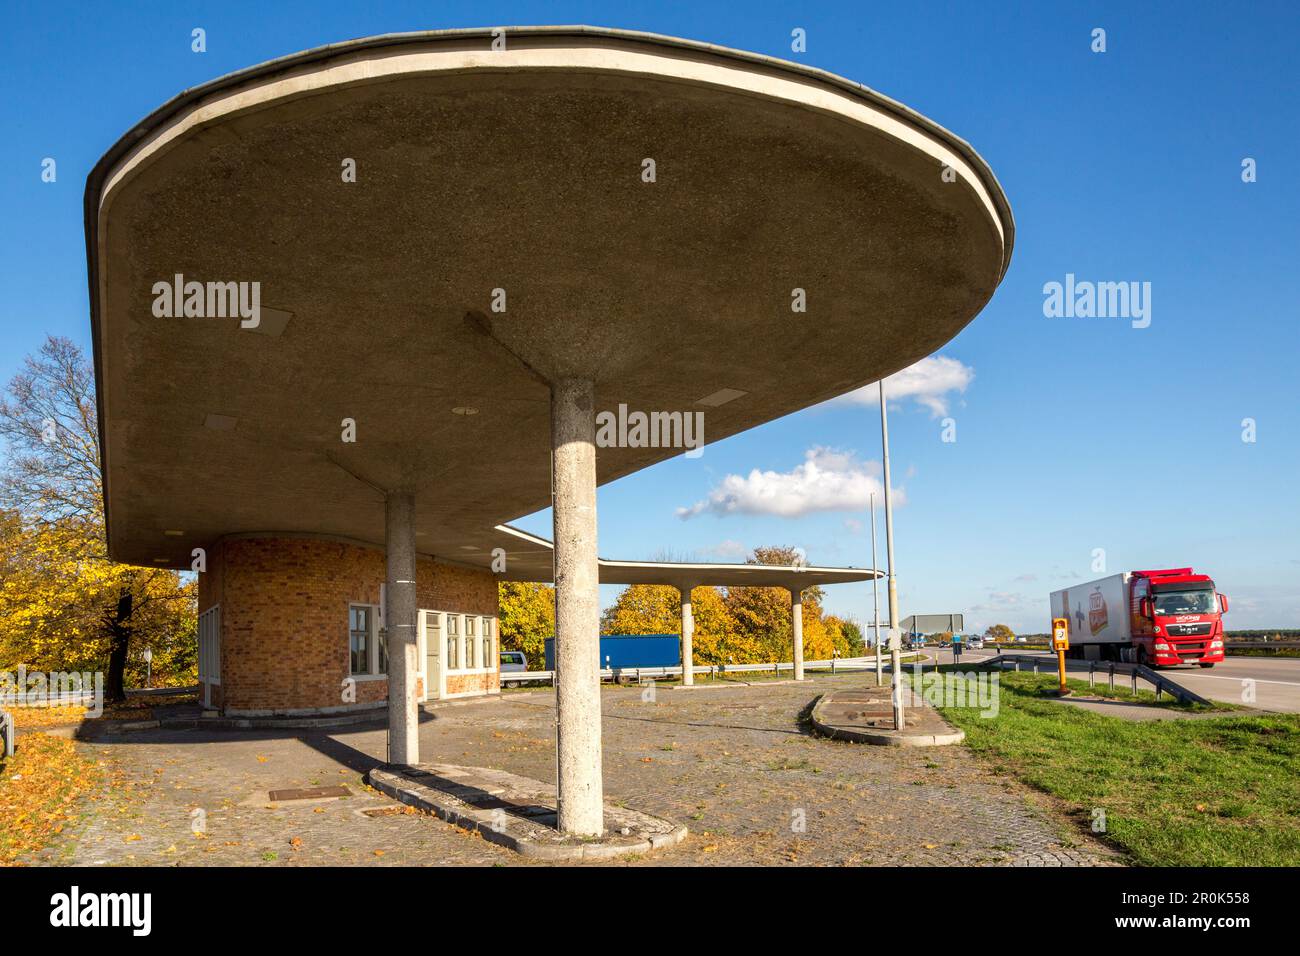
[679,585,694,686]
[551,378,604,837]
[385,489,419,766]
[880,380,904,729]
[791,588,805,681]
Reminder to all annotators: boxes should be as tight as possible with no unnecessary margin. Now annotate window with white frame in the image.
[436,613,498,673]
[446,613,459,671]
[349,604,384,676]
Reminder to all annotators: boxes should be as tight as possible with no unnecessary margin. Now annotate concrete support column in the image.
[679,585,695,686]
[551,377,604,837]
[385,489,419,766]
[791,588,805,681]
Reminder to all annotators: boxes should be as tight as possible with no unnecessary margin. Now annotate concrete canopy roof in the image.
[490,524,878,589]
[85,26,1013,569]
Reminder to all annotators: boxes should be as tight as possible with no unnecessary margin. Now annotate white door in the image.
[420,610,442,701]
[198,606,220,708]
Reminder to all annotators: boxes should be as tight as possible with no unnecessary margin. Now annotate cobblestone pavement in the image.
[37,676,1122,866]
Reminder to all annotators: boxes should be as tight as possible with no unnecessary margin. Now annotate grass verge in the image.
[921,669,1299,866]
[0,732,101,865]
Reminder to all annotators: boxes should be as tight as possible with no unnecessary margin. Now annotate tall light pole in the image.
[880,380,904,729]
[871,492,883,687]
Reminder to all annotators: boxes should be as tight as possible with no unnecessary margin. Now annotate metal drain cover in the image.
[268,785,351,802]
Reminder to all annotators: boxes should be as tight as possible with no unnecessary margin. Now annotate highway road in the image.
[914,646,1300,713]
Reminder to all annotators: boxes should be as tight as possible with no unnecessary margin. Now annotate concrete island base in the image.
[811,686,966,747]
[367,763,687,860]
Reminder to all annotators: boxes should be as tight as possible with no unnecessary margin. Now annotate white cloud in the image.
[703,539,748,559]
[836,355,974,417]
[970,590,1031,612]
[677,447,902,519]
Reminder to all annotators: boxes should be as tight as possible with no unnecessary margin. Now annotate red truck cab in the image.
[1130,568,1227,668]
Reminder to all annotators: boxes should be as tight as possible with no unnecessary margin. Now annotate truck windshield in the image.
[1154,589,1216,615]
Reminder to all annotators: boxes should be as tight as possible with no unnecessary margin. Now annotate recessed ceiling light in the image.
[451,406,479,416]
[695,388,747,407]
[152,557,169,564]
[204,413,238,430]
[459,545,478,551]
[164,530,184,536]
[247,307,293,338]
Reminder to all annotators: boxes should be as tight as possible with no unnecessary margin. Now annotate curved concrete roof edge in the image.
[83,25,1016,559]
[495,524,880,586]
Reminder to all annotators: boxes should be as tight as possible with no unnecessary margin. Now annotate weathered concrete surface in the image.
[812,686,966,746]
[87,27,1013,572]
[680,586,694,686]
[385,489,418,766]
[368,763,685,859]
[791,589,805,681]
[550,378,604,836]
[41,677,1118,867]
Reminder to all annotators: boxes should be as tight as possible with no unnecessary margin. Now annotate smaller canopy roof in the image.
[492,525,878,590]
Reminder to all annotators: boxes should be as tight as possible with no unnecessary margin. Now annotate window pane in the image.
[350,606,372,675]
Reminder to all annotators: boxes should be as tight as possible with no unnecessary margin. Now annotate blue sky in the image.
[2,1,1297,632]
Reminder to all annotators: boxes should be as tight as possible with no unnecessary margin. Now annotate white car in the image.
[500,650,528,671]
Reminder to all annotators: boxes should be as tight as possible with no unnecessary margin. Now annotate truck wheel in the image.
[1136,647,1149,668]
[1199,663,1215,669]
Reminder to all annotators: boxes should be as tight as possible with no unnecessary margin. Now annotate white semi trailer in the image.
[1049,568,1227,667]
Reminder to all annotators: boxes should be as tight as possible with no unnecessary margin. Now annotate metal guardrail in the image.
[0,683,199,709]
[980,654,1209,705]
[501,656,891,685]
[0,711,13,759]
[0,690,98,708]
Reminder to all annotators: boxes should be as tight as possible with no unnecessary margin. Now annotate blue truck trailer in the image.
[543,634,681,670]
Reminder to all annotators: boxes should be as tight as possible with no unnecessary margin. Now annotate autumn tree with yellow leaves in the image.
[496,581,555,668]
[0,337,196,698]
[597,546,858,665]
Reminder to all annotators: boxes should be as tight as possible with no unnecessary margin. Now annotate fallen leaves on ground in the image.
[5,705,86,730]
[0,732,100,865]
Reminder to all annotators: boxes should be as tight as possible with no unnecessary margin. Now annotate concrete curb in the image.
[810,693,965,747]
[671,678,813,690]
[368,764,687,860]
[147,694,509,732]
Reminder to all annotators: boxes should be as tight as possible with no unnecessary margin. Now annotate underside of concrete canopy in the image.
[492,525,878,589]
[85,25,1012,568]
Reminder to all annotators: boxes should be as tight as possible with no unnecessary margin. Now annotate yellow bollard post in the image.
[1052,617,1071,696]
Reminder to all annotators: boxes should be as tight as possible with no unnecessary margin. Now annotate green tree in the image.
[828,615,864,656]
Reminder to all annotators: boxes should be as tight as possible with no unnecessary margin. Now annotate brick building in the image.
[195,535,499,715]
